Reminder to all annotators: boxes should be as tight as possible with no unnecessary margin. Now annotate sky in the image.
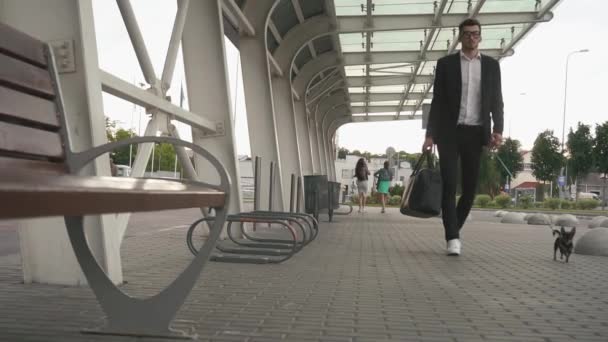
[93,0,607,157]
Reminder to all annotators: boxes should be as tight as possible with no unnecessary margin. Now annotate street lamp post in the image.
[560,49,589,199]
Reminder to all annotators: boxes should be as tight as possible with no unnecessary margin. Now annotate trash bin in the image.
[329,181,341,210]
[303,175,329,221]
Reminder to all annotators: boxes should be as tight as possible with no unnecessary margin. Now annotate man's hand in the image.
[490,133,503,149]
[422,137,434,152]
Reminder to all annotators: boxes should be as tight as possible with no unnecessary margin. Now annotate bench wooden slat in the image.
[0,172,226,219]
[0,23,47,68]
[0,53,54,99]
[0,156,66,174]
[0,85,59,129]
[0,122,64,159]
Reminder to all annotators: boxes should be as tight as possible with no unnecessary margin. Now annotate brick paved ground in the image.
[0,208,606,341]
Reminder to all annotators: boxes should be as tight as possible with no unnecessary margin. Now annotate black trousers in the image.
[437,125,484,241]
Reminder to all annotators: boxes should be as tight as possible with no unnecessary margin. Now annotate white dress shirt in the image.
[458,50,482,126]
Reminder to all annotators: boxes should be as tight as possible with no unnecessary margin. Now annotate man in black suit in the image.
[422,19,504,256]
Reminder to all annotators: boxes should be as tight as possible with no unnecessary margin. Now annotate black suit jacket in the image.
[426,52,504,146]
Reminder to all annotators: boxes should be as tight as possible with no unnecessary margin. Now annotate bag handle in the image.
[412,150,437,175]
[412,152,427,175]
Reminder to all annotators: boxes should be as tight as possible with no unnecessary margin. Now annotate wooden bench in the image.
[0,22,230,339]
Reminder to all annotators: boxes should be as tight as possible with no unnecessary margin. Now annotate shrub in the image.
[488,200,497,208]
[544,197,561,210]
[495,194,511,208]
[576,199,600,210]
[518,195,533,209]
[474,194,491,208]
[366,195,378,204]
[388,195,401,206]
[560,199,572,210]
[389,184,404,197]
[350,194,359,204]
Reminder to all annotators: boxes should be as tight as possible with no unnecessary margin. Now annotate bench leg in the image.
[64,209,226,339]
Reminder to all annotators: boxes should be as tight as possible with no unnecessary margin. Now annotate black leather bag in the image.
[400,151,442,218]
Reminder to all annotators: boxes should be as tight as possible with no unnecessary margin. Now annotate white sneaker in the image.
[446,239,461,256]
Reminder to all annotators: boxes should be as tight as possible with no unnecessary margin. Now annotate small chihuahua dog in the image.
[553,226,576,263]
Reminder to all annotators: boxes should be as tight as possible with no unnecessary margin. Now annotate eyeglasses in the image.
[462,31,481,38]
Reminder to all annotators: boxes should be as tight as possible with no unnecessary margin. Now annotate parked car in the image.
[576,192,600,200]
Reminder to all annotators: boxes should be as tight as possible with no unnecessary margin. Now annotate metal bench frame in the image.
[0,23,230,339]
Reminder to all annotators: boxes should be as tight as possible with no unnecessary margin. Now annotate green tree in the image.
[593,122,608,175]
[105,117,137,165]
[531,130,563,191]
[352,149,361,156]
[477,150,501,197]
[147,143,179,172]
[495,138,523,185]
[105,117,117,142]
[567,122,594,196]
[111,128,137,165]
[593,121,608,209]
[337,147,349,159]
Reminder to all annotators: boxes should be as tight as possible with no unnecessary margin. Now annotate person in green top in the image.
[374,161,393,213]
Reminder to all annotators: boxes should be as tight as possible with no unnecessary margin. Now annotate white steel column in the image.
[271,79,302,209]
[308,113,321,174]
[182,0,242,213]
[1,0,122,285]
[240,0,285,210]
[294,99,313,175]
[315,117,327,175]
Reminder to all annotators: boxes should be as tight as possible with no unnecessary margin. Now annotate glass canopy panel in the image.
[369,63,415,76]
[334,0,437,16]
[373,0,436,15]
[430,24,526,50]
[348,87,366,94]
[344,65,367,77]
[334,0,365,16]
[368,85,405,93]
[418,61,437,75]
[350,102,366,107]
[481,0,540,12]
[369,100,400,106]
[443,0,480,14]
[368,112,396,116]
[431,27,457,51]
[369,30,426,52]
[404,99,418,106]
[339,33,367,53]
[481,24,527,49]
[411,84,428,92]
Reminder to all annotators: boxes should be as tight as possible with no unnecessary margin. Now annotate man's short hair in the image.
[458,18,482,36]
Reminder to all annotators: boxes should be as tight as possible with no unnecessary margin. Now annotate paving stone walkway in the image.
[0,209,606,341]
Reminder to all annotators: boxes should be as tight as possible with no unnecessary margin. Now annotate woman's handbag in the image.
[400,151,442,218]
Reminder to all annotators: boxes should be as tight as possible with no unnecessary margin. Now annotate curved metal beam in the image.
[314,92,348,121]
[320,105,350,178]
[321,103,349,136]
[272,15,334,74]
[328,115,353,140]
[292,51,340,96]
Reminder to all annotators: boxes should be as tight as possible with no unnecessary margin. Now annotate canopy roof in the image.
[224,0,561,119]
